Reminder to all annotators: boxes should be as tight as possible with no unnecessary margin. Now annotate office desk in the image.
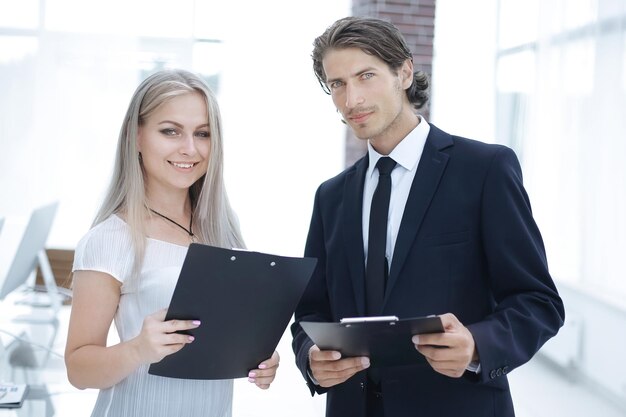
[1,292,97,416]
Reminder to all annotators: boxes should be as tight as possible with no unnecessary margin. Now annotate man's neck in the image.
[369,112,420,155]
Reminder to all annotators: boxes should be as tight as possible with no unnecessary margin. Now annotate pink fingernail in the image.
[258,364,267,369]
[248,372,256,378]
[188,336,195,342]
[248,377,255,383]
[192,320,201,326]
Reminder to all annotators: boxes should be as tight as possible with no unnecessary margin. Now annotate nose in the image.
[179,133,197,155]
[345,83,364,109]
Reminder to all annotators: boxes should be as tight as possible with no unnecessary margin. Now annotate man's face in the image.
[323,47,414,145]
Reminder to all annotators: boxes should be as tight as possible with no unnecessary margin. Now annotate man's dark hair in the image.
[312,16,429,110]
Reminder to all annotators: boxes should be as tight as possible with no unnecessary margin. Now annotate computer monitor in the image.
[0,202,59,301]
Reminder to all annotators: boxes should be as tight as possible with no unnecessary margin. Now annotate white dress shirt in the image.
[362,115,430,269]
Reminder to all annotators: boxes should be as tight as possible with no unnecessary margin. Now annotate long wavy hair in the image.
[94,69,244,273]
[312,16,430,110]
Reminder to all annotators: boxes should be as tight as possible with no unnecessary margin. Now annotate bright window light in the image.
[0,36,38,64]
[496,50,536,93]
[0,0,39,29]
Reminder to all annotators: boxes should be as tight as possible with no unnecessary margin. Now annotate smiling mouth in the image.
[169,161,196,169]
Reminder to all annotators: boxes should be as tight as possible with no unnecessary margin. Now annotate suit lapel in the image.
[384,125,452,305]
[343,156,368,316]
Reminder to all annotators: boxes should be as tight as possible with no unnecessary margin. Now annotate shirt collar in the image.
[366,115,430,178]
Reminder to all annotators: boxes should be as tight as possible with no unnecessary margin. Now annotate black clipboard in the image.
[300,316,444,367]
[148,244,317,380]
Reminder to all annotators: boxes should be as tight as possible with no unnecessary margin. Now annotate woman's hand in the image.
[248,351,280,389]
[130,308,200,365]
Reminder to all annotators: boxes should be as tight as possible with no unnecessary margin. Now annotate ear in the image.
[136,127,143,152]
[401,58,414,90]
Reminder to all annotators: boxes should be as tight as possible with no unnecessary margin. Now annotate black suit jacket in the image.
[291,124,565,417]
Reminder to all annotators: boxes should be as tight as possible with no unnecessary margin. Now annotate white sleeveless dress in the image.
[73,215,233,417]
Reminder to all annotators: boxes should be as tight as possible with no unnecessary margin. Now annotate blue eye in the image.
[160,128,179,136]
[362,73,374,80]
[329,80,344,90]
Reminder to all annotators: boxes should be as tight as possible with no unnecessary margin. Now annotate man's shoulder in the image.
[451,135,508,152]
[429,124,514,160]
[316,155,366,193]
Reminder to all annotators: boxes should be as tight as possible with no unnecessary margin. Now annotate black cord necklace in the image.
[149,208,194,240]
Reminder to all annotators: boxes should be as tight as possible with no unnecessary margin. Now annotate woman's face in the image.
[137,92,211,197]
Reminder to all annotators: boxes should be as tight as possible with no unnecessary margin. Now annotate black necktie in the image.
[366,156,397,316]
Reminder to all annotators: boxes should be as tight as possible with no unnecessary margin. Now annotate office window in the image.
[45,0,196,38]
[0,36,38,64]
[0,0,39,29]
[622,33,626,90]
[497,0,539,49]
[496,0,626,305]
[0,0,225,248]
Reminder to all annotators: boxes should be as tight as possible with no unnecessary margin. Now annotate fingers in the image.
[309,345,369,388]
[413,312,472,349]
[412,313,477,379]
[159,318,201,351]
[439,312,462,330]
[165,318,202,334]
[310,347,342,362]
[135,310,201,364]
[422,356,467,378]
[417,344,464,363]
[145,309,202,334]
[249,351,280,389]
[312,357,369,388]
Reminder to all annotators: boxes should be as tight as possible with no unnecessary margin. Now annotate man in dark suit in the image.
[291,16,565,417]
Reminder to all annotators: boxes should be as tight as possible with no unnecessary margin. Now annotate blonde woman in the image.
[65,69,279,417]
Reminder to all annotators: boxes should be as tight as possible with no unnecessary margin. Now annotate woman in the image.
[65,69,279,417]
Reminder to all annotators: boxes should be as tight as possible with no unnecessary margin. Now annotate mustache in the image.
[337,107,375,124]
[346,107,375,117]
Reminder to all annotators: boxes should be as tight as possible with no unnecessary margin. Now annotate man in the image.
[291,16,565,417]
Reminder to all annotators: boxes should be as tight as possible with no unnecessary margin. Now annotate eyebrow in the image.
[326,66,377,85]
[158,120,209,129]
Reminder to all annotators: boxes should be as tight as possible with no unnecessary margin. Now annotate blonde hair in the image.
[94,69,244,273]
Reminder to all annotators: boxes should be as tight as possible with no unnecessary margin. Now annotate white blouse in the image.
[73,215,233,417]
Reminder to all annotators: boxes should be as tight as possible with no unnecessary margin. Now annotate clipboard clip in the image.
[340,316,399,327]
[230,248,277,266]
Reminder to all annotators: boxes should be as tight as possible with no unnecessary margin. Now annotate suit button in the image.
[489,370,497,379]
[496,368,502,377]
[503,366,509,375]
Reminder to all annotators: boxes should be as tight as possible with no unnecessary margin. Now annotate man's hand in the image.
[308,345,370,387]
[413,313,478,378]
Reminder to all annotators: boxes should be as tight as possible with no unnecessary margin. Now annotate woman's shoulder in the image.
[79,214,130,243]
[74,214,134,273]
